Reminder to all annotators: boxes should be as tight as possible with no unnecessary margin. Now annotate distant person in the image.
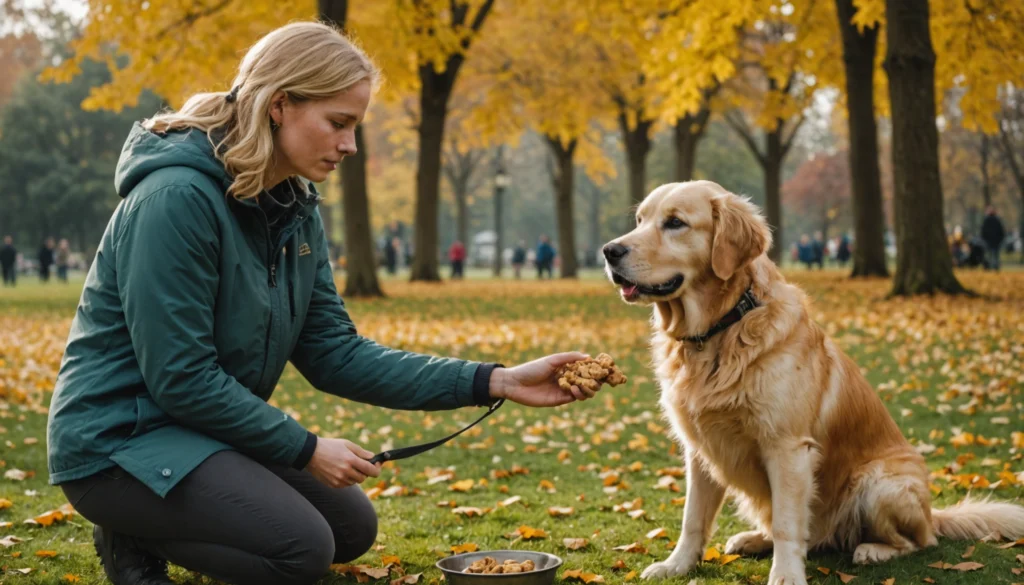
[798,234,814,270]
[56,238,71,283]
[1,235,16,286]
[384,236,398,274]
[812,231,825,269]
[46,22,592,585]
[535,235,555,279]
[448,240,466,280]
[38,237,55,282]
[981,205,1006,272]
[836,234,851,267]
[511,240,527,280]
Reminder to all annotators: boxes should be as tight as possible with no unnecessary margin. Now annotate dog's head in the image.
[603,181,771,304]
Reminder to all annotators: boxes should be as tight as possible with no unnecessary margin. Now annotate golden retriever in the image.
[602,181,1024,585]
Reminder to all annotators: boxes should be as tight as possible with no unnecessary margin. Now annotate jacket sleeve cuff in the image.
[472,363,504,406]
[293,431,318,470]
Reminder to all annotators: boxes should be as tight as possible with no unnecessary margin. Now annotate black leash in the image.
[367,398,506,465]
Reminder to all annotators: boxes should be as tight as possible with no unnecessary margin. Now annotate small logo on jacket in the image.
[298,243,312,256]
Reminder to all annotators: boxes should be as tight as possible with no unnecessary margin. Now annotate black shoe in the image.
[93,525,174,585]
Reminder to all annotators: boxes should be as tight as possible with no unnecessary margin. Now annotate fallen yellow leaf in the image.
[703,547,721,562]
[448,479,475,492]
[390,573,421,585]
[563,538,589,550]
[950,561,984,572]
[645,527,668,540]
[517,525,548,540]
[498,496,523,508]
[450,543,478,554]
[562,569,604,583]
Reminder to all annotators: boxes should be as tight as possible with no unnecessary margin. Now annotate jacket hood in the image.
[114,123,234,198]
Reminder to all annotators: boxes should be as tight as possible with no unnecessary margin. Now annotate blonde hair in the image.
[144,21,380,200]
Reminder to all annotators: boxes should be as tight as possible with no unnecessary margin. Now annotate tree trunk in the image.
[341,126,384,297]
[619,110,653,207]
[980,133,991,207]
[673,107,711,182]
[836,0,890,278]
[456,188,469,252]
[764,127,783,264]
[493,146,506,277]
[408,1,494,282]
[998,127,1024,210]
[884,0,967,296]
[320,0,384,297]
[588,179,602,268]
[546,136,578,278]
[411,94,449,282]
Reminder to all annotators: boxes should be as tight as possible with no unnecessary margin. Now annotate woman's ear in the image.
[709,193,772,281]
[268,90,287,126]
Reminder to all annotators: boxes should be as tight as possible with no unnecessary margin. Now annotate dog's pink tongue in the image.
[622,284,638,297]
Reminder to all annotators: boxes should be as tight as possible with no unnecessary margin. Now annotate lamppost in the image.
[493,153,510,277]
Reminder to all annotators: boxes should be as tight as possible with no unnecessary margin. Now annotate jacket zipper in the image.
[288,282,295,319]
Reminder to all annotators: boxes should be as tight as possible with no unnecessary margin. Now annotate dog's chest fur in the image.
[657,349,772,499]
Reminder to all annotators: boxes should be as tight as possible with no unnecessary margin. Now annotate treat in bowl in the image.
[464,557,537,574]
[556,353,627,393]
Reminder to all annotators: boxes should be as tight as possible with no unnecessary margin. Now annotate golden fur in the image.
[603,181,1024,585]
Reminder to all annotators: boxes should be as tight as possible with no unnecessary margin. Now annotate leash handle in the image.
[367,399,505,465]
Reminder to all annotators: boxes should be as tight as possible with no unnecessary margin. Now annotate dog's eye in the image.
[663,217,688,230]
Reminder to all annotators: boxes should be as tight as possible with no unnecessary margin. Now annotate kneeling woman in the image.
[47,22,597,585]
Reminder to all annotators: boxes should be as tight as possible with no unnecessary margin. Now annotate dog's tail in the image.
[932,496,1024,540]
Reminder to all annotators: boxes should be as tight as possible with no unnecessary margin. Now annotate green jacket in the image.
[47,123,494,497]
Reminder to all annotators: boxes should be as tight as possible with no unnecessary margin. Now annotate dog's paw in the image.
[725,531,772,556]
[768,554,808,585]
[852,543,901,565]
[767,566,807,585]
[640,559,694,580]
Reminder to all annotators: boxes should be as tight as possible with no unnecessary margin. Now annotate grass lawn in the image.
[0,269,1023,584]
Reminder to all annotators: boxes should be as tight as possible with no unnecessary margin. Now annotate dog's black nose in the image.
[603,243,629,265]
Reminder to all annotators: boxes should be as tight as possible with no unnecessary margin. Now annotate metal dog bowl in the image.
[436,550,563,585]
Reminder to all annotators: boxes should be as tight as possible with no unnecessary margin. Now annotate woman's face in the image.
[269,80,371,184]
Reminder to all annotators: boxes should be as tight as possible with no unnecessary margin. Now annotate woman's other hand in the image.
[306,438,382,488]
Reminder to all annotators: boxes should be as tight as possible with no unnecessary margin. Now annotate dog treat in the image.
[463,557,537,573]
[556,353,627,393]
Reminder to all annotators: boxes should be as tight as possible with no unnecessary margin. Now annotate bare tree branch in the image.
[781,113,806,157]
[723,110,767,167]
[468,0,496,33]
[156,0,234,39]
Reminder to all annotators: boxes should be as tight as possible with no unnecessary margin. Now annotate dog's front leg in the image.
[641,448,725,580]
[764,439,819,585]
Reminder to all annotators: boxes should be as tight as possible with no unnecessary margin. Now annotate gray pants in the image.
[60,450,378,585]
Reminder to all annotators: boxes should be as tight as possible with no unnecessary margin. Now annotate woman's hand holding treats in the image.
[490,352,600,406]
[305,438,382,488]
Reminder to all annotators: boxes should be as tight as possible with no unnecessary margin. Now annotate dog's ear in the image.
[710,193,771,281]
